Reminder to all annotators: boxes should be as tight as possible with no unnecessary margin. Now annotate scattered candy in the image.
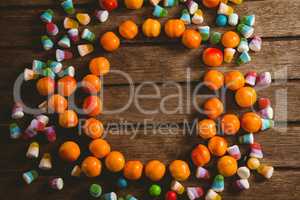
[125,194,138,200]
[218,3,233,16]
[229,0,243,4]
[64,17,79,29]
[42,68,55,79]
[237,24,254,38]
[237,51,251,65]
[41,35,54,50]
[123,160,143,180]
[46,22,59,36]
[44,126,57,142]
[100,31,120,51]
[164,0,177,7]
[250,143,263,159]
[58,35,71,48]
[237,166,250,179]
[56,49,73,62]
[212,175,224,192]
[76,13,91,25]
[11,102,24,119]
[153,5,168,18]
[24,68,38,81]
[245,71,257,86]
[39,153,52,170]
[149,184,162,197]
[99,0,118,11]
[198,26,210,42]
[165,191,177,200]
[224,48,236,63]
[145,160,166,181]
[259,106,274,119]
[102,192,117,200]
[95,10,109,23]
[22,170,38,184]
[26,142,39,159]
[261,119,274,131]
[89,184,102,198]
[187,187,204,200]
[150,0,161,6]
[61,0,75,15]
[192,9,204,25]
[241,15,255,26]
[247,157,261,170]
[239,133,254,144]
[81,28,96,42]
[205,189,222,200]
[216,14,227,27]
[47,60,63,74]
[40,9,54,23]
[227,145,241,160]
[249,36,262,52]
[187,0,198,15]
[228,13,238,26]
[58,66,75,77]
[49,177,64,190]
[234,179,250,191]
[71,165,82,177]
[23,127,38,140]
[170,180,185,195]
[68,28,79,42]
[78,44,94,57]
[237,38,249,53]
[257,164,274,179]
[195,166,210,179]
[32,59,46,73]
[117,177,128,189]
[9,123,22,139]
[256,72,272,87]
[180,9,191,24]
[59,141,81,162]
[210,32,222,45]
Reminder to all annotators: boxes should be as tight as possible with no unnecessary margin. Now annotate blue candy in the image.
[216,14,228,27]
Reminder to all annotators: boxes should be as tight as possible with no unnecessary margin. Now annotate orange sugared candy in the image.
[36,77,55,96]
[191,144,211,167]
[169,160,190,181]
[197,119,216,139]
[164,19,186,38]
[82,74,101,94]
[221,114,240,135]
[203,97,224,119]
[142,18,161,38]
[48,94,68,113]
[202,48,223,67]
[89,139,111,159]
[83,118,104,139]
[83,96,102,117]
[105,151,125,172]
[119,20,138,40]
[225,71,245,91]
[235,86,257,108]
[59,141,80,162]
[123,160,144,180]
[145,160,166,181]
[89,57,110,76]
[202,0,220,8]
[100,31,120,52]
[57,76,77,97]
[181,29,202,49]
[81,156,102,177]
[208,136,228,156]
[217,155,238,177]
[241,112,262,133]
[59,110,78,128]
[203,70,224,91]
[221,31,240,48]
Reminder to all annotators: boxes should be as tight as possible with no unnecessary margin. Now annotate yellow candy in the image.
[229,0,243,4]
[247,157,260,170]
[78,44,94,57]
[64,17,79,29]
[76,13,91,26]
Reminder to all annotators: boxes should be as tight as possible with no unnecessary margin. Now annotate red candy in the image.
[165,191,177,200]
[258,97,271,109]
[202,48,223,67]
[99,0,118,11]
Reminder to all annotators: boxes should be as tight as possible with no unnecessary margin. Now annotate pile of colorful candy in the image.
[9,0,275,199]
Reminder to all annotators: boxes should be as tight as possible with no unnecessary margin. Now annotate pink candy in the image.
[227,145,241,160]
[44,126,57,142]
[11,102,24,119]
[250,143,263,159]
[187,187,204,200]
[245,71,257,86]
[46,22,59,36]
[256,72,272,87]
[195,166,210,179]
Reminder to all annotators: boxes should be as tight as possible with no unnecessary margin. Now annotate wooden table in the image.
[0,0,299,199]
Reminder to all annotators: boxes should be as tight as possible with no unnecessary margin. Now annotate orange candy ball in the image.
[217,155,238,177]
[145,160,166,181]
[142,18,161,38]
[57,76,77,97]
[59,110,78,128]
[221,31,240,48]
[36,77,55,96]
[59,141,80,162]
[48,94,68,113]
[235,86,257,108]
[123,160,144,180]
[191,144,211,167]
[202,0,220,8]
[208,136,228,156]
[197,119,216,139]
[241,112,262,133]
[124,0,143,9]
[82,74,101,94]
[203,97,224,119]
[225,71,245,91]
[164,19,186,38]
[181,29,201,49]
[89,139,111,159]
[203,70,224,91]
[169,160,190,181]
[81,156,102,177]
[105,151,125,172]
[100,31,120,52]
[221,114,240,135]
[83,96,102,117]
[83,118,104,139]
[119,20,138,39]
[202,48,223,67]
[89,57,110,76]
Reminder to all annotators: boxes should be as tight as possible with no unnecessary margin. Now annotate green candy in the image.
[89,184,102,198]
[210,32,222,45]
[149,184,161,197]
